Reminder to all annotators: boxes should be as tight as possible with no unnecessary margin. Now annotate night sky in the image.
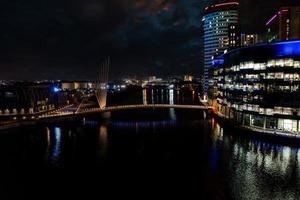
[0,0,299,80]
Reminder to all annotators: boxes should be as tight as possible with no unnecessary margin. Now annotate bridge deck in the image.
[0,104,211,120]
[78,104,211,114]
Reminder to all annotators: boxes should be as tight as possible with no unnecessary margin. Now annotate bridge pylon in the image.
[95,57,110,109]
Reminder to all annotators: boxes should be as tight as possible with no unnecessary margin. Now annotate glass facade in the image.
[203,2,239,93]
[212,40,300,136]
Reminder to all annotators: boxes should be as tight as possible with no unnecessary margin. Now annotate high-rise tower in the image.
[203,1,239,95]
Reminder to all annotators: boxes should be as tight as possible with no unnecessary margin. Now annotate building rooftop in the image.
[204,1,239,14]
[213,39,300,66]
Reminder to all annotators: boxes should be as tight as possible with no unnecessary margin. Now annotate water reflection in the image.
[169,109,176,121]
[99,125,108,157]
[46,127,63,166]
[211,118,300,200]
[111,120,177,129]
[46,127,51,158]
[211,118,223,142]
[3,109,300,199]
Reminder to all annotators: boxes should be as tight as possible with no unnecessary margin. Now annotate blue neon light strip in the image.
[222,40,300,60]
[212,40,300,66]
[274,40,300,57]
[212,59,224,66]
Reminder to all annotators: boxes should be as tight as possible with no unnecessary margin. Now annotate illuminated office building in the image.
[203,1,239,93]
[184,75,194,82]
[266,7,300,43]
[212,40,300,136]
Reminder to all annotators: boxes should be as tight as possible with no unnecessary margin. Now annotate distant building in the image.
[148,76,163,83]
[61,81,93,91]
[203,1,239,94]
[266,7,300,43]
[184,75,193,82]
[241,34,259,46]
[0,83,56,115]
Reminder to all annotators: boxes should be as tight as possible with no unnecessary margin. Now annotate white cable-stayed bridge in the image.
[0,57,211,121]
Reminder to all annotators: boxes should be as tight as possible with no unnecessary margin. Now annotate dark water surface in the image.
[1,108,300,200]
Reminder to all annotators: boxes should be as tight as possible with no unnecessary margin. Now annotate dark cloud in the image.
[0,0,299,80]
[240,0,300,34]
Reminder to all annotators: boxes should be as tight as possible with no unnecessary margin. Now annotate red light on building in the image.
[215,2,239,7]
[204,1,239,14]
[266,7,300,42]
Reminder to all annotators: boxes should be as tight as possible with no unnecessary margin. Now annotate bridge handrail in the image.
[21,104,211,120]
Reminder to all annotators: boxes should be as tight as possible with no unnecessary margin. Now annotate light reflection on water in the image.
[3,109,300,199]
[111,120,177,129]
[46,127,63,166]
[211,119,300,200]
[46,127,51,153]
[98,125,108,157]
[37,112,300,199]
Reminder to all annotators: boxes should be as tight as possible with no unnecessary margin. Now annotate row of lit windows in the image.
[220,82,300,92]
[204,15,238,21]
[221,83,263,91]
[204,21,237,29]
[226,103,300,117]
[204,31,228,35]
[204,44,226,50]
[223,73,300,81]
[265,73,300,80]
[204,35,229,40]
[205,37,228,43]
[205,24,232,29]
[204,12,238,19]
[219,91,300,105]
[226,59,300,72]
[218,106,300,133]
[204,30,229,36]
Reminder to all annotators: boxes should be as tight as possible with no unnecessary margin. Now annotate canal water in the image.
[1,89,300,199]
[0,109,300,199]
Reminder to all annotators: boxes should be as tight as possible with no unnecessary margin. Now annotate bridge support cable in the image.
[95,57,110,110]
[75,97,86,114]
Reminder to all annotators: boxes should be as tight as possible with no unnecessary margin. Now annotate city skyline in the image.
[2,1,300,199]
[1,0,299,80]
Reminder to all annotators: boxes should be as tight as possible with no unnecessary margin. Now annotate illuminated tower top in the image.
[204,1,239,14]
